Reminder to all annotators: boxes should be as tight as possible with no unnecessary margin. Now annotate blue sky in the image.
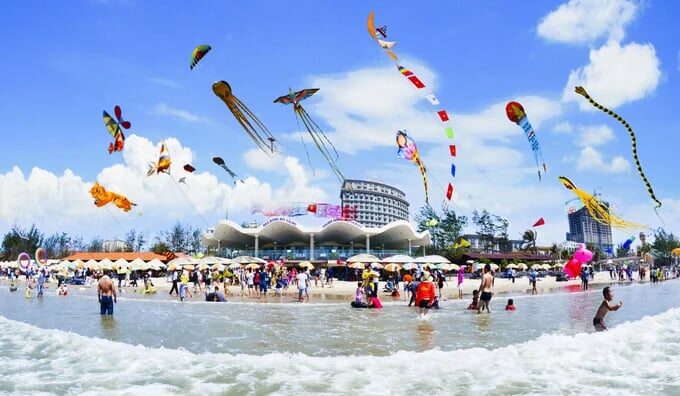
[0,0,678,246]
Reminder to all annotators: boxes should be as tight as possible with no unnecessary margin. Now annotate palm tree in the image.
[522,229,537,254]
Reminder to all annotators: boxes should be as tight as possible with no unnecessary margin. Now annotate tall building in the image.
[567,205,613,251]
[102,240,129,252]
[340,179,409,228]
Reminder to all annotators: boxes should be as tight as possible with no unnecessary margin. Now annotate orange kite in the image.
[89,182,136,212]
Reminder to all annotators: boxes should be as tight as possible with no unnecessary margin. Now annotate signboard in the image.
[322,218,363,229]
[261,216,298,228]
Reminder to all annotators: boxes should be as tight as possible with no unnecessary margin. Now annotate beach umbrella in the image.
[199,256,222,265]
[466,260,475,264]
[231,256,267,265]
[381,254,413,263]
[489,263,499,271]
[198,263,209,271]
[506,263,518,269]
[541,264,552,270]
[299,261,314,270]
[472,263,484,271]
[450,264,460,271]
[414,255,450,264]
[531,264,542,270]
[74,259,86,269]
[436,263,451,271]
[129,258,146,271]
[146,259,165,271]
[401,262,416,270]
[553,262,564,268]
[167,257,196,268]
[516,263,528,270]
[85,259,99,269]
[211,263,224,271]
[113,259,129,272]
[348,262,366,269]
[98,259,114,270]
[346,253,380,263]
[384,263,401,272]
[370,262,383,270]
[228,263,242,270]
[183,264,195,271]
[245,263,261,270]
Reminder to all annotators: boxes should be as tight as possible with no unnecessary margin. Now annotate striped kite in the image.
[396,130,429,203]
[147,142,172,176]
[506,101,547,181]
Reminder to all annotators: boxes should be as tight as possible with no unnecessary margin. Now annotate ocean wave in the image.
[1,306,680,395]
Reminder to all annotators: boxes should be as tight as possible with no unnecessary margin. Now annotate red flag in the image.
[307,204,317,213]
[437,110,449,122]
[408,76,425,89]
[449,145,456,156]
[446,183,454,200]
[532,217,545,227]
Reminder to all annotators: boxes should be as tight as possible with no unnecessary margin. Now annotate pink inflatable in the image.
[573,244,593,264]
[564,257,582,278]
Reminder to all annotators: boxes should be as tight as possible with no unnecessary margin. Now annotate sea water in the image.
[1,280,679,395]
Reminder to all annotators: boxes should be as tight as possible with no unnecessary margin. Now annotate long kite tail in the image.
[413,154,430,204]
[574,86,662,208]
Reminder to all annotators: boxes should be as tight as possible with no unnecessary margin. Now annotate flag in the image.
[450,163,456,177]
[426,94,440,105]
[446,183,454,200]
[397,65,412,76]
[532,217,545,227]
[437,110,449,122]
[458,238,471,248]
[307,203,317,213]
[445,126,454,139]
[449,145,456,156]
[407,76,425,89]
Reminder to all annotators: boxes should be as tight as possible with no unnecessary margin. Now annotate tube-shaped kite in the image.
[558,176,644,230]
[396,130,429,203]
[506,101,547,181]
[574,86,661,208]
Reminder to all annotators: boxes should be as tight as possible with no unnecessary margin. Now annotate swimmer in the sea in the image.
[98,274,117,315]
[593,286,622,332]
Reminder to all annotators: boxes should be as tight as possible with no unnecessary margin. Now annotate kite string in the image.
[294,108,315,176]
[169,174,211,228]
[104,206,127,236]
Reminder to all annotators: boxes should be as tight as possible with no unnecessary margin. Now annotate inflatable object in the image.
[35,247,48,266]
[17,252,31,270]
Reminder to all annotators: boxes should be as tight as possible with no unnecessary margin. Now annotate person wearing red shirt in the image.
[415,272,436,317]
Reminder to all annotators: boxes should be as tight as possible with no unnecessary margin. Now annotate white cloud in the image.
[537,0,638,44]
[563,41,661,109]
[579,124,614,147]
[147,77,180,88]
[552,122,573,134]
[576,146,630,173]
[154,103,211,124]
[0,135,326,237]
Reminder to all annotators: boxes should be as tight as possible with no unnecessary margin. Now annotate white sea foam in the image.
[1,306,680,395]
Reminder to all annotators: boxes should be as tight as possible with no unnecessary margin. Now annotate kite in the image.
[622,236,636,251]
[178,177,188,186]
[147,142,172,176]
[396,130,428,203]
[558,176,644,230]
[453,238,471,249]
[102,106,130,154]
[183,164,196,173]
[213,81,277,155]
[190,45,211,70]
[367,10,457,206]
[307,203,356,219]
[89,182,136,212]
[212,157,237,178]
[574,86,661,209]
[532,217,545,227]
[506,101,547,180]
[425,218,439,227]
[274,88,345,182]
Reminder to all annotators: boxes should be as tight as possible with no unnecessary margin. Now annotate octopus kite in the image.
[396,130,429,203]
[574,86,661,208]
[89,183,136,212]
[274,88,345,182]
[102,106,130,154]
[147,142,172,176]
[213,81,277,154]
[559,176,644,230]
[506,101,547,181]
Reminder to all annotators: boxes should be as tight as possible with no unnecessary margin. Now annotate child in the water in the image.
[467,290,479,310]
[505,298,516,311]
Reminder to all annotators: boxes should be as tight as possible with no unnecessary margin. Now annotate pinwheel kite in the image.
[396,130,428,203]
[274,88,345,182]
[102,106,130,154]
[190,45,211,70]
[89,183,136,212]
[506,101,547,181]
[558,176,644,230]
[213,81,277,155]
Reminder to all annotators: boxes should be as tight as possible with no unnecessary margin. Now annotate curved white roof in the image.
[203,218,431,249]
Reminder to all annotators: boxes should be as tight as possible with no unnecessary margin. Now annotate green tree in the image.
[150,240,170,254]
[521,229,537,254]
[471,210,508,252]
[87,237,103,252]
[1,225,43,261]
[415,205,467,254]
[650,228,680,266]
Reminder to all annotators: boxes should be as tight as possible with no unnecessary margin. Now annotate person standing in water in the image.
[477,264,493,314]
[98,274,117,315]
[593,286,622,331]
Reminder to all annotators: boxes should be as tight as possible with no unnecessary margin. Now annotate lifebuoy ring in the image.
[18,252,31,270]
[35,247,48,266]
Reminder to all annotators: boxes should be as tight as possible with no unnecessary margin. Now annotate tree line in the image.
[0,222,204,261]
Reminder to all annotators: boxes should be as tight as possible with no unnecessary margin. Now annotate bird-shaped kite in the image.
[574,86,661,209]
[102,106,130,154]
[89,183,136,212]
[274,88,345,182]
[558,176,644,230]
[396,130,428,203]
[190,45,211,70]
[147,142,172,176]
[213,81,277,154]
